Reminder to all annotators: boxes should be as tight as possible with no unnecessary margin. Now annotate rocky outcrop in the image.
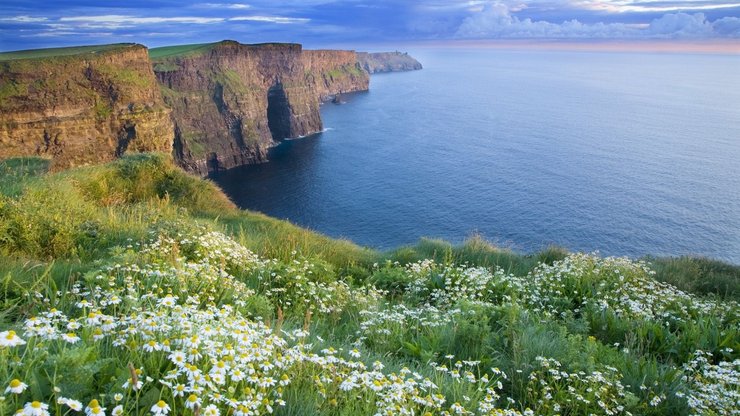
[0,44,172,170]
[302,50,369,102]
[153,41,369,175]
[357,51,423,73]
[0,41,406,175]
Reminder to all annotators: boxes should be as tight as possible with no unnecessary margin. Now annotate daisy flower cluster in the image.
[1,226,738,415]
[0,229,528,416]
[682,350,740,415]
[255,257,353,315]
[357,303,467,344]
[510,254,738,324]
[524,357,631,416]
[404,261,503,306]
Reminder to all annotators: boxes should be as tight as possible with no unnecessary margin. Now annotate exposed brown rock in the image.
[0,42,415,176]
[154,41,369,175]
[0,44,173,170]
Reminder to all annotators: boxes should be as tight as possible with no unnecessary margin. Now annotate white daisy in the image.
[0,330,26,347]
[5,379,28,394]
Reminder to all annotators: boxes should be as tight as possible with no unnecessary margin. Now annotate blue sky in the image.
[1,0,739,51]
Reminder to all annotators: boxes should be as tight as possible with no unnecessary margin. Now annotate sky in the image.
[1,0,739,51]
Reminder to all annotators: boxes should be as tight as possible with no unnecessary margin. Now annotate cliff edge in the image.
[0,42,423,175]
[0,44,173,170]
[153,41,369,175]
[357,51,423,73]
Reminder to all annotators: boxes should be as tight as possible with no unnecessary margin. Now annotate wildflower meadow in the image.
[0,155,738,415]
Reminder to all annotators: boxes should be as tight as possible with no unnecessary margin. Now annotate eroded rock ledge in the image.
[0,44,173,170]
[0,41,421,175]
[153,41,369,175]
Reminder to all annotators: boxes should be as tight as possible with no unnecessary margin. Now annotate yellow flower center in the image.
[157,400,167,408]
[9,379,21,388]
[6,331,16,339]
[88,399,100,408]
[31,402,41,409]
[187,395,198,402]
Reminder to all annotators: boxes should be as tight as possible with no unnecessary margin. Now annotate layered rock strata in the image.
[1,42,426,175]
[0,44,173,170]
[153,41,369,174]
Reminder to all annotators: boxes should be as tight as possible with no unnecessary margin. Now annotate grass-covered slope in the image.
[0,154,738,416]
[148,42,220,59]
[0,44,138,62]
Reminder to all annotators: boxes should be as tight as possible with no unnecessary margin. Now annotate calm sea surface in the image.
[213,48,740,263]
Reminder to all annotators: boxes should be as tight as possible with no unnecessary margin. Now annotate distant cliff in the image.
[0,42,423,175]
[357,52,422,73]
[153,41,368,174]
[0,44,173,170]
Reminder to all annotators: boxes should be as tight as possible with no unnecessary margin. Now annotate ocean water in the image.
[212,48,740,263]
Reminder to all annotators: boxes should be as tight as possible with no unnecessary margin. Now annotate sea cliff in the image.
[0,44,173,170]
[153,41,369,174]
[357,51,423,73]
[0,42,423,175]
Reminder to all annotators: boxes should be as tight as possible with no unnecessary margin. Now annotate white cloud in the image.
[455,3,633,38]
[455,3,740,38]
[229,15,310,24]
[59,15,224,25]
[196,3,251,9]
[647,12,714,36]
[0,15,48,23]
[713,16,740,36]
[570,0,740,13]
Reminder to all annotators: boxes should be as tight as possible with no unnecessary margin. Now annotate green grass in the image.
[0,43,137,62]
[0,154,738,416]
[210,68,248,93]
[152,62,181,73]
[0,157,50,196]
[0,154,736,296]
[387,235,570,277]
[95,64,151,88]
[0,153,374,266]
[648,255,740,299]
[323,64,365,80]
[149,41,303,60]
[0,80,29,106]
[148,42,219,59]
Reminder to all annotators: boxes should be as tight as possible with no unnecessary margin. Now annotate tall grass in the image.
[0,154,738,415]
[648,256,740,300]
[1,153,736,293]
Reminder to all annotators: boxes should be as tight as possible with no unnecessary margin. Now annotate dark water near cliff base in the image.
[213,48,740,263]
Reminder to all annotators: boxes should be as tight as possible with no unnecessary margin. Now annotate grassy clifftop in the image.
[0,155,738,416]
[0,44,139,62]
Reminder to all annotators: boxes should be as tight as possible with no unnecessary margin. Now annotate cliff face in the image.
[0,41,393,176]
[154,41,369,175]
[357,52,423,73]
[302,50,369,101]
[0,44,173,170]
